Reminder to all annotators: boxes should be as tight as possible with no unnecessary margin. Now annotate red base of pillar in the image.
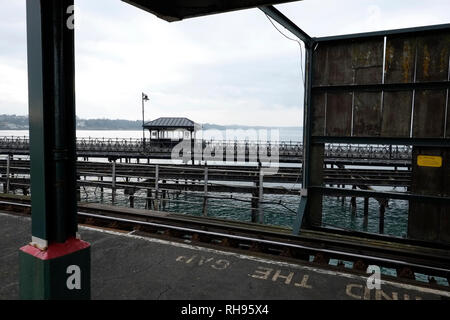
[20,238,91,300]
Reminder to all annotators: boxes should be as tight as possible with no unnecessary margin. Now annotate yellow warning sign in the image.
[417,155,442,168]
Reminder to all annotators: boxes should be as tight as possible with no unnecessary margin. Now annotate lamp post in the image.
[142,92,149,150]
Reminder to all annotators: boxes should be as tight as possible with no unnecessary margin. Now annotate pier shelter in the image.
[143,117,199,142]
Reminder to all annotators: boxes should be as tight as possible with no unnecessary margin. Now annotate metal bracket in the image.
[30,236,48,251]
[292,189,308,235]
[300,188,308,197]
[259,5,314,48]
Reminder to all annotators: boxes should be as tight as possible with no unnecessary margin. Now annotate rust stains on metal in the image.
[351,39,384,84]
[325,92,353,137]
[311,92,326,136]
[384,36,416,84]
[413,90,447,138]
[397,267,416,280]
[402,41,413,83]
[416,32,450,82]
[352,260,368,272]
[312,252,330,265]
[353,91,382,137]
[381,91,413,137]
[440,47,448,74]
[423,44,431,79]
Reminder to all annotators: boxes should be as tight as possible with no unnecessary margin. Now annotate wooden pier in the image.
[0,136,412,163]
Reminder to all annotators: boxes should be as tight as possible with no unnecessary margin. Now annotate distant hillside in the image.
[0,115,142,130]
[0,114,29,130]
[0,114,301,131]
[77,118,141,130]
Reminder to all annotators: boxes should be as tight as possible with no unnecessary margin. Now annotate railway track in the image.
[1,194,449,292]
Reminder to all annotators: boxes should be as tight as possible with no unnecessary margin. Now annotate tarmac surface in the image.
[1,211,449,300]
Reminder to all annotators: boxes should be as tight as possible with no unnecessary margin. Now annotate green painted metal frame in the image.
[22,0,91,300]
[27,0,78,244]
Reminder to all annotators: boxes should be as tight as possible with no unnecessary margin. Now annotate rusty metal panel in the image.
[351,39,384,84]
[413,89,447,137]
[313,39,383,86]
[442,149,450,243]
[312,47,328,86]
[381,91,413,137]
[306,144,324,227]
[447,94,450,138]
[353,92,382,136]
[408,147,450,243]
[444,149,450,197]
[325,43,354,85]
[441,198,450,243]
[312,31,449,140]
[311,92,326,136]
[385,36,416,84]
[415,31,450,82]
[325,92,353,136]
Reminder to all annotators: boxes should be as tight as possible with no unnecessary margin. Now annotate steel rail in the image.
[1,198,449,290]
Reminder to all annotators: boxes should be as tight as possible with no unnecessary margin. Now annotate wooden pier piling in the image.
[202,166,208,217]
[129,194,135,208]
[364,197,369,217]
[6,155,11,194]
[351,186,357,215]
[379,202,386,234]
[258,167,264,224]
[76,174,81,201]
[154,165,159,210]
[112,161,116,205]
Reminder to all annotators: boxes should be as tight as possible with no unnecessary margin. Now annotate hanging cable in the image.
[264,13,305,85]
[264,13,307,192]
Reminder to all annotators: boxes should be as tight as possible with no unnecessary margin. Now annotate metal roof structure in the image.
[122,0,299,22]
[143,117,199,130]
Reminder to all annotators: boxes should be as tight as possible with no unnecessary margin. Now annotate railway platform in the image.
[1,211,448,300]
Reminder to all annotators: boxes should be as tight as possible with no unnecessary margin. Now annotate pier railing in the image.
[0,136,412,160]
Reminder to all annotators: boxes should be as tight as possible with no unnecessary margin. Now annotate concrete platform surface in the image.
[1,212,449,300]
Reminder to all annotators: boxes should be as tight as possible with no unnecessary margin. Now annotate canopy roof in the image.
[143,117,200,130]
[122,0,299,22]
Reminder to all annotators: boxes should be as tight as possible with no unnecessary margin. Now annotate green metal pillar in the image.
[20,0,90,300]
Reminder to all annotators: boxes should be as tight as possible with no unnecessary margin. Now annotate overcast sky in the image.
[1,0,450,126]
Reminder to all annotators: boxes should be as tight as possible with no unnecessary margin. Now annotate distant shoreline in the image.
[1,114,301,131]
[0,127,302,131]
